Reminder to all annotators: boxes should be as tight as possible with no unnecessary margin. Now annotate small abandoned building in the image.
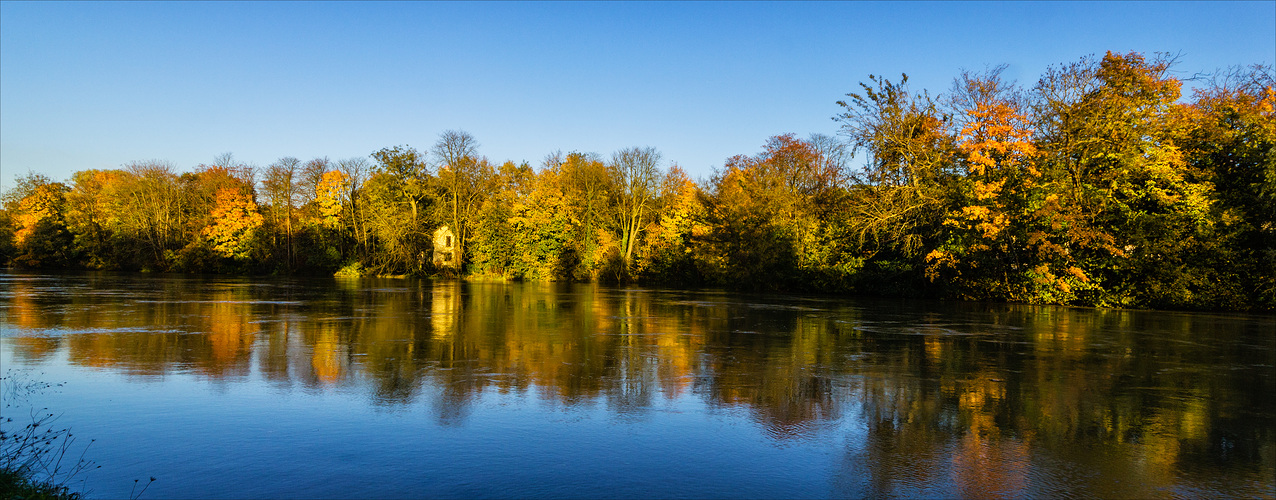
[432,225,458,268]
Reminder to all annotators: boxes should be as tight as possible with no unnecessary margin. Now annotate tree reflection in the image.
[1,273,1272,496]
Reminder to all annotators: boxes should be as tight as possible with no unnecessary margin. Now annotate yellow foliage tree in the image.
[636,166,707,281]
[13,183,67,248]
[314,170,347,229]
[203,187,264,259]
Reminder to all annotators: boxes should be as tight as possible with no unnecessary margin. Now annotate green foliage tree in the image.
[371,146,429,224]
[469,161,534,278]
[835,73,954,275]
[1172,65,1276,309]
[367,146,433,275]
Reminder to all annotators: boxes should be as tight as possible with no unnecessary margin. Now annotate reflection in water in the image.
[1,272,1273,497]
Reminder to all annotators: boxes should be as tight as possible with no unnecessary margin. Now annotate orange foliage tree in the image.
[925,69,1081,302]
[203,187,264,260]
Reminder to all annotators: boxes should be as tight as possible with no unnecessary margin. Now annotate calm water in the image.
[0,271,1272,499]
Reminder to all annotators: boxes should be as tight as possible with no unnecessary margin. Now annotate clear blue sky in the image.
[2,1,1273,188]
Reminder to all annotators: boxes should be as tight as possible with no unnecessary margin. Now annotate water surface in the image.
[1,272,1272,498]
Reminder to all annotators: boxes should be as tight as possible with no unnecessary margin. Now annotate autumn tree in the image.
[808,133,850,179]
[187,163,256,230]
[212,152,256,186]
[1173,65,1276,309]
[149,159,260,271]
[262,157,304,268]
[0,52,1268,310]
[300,157,332,205]
[504,158,579,280]
[372,145,429,224]
[338,156,372,263]
[357,171,422,274]
[606,146,662,273]
[2,173,54,263]
[1033,52,1213,307]
[5,173,74,268]
[635,166,706,284]
[118,161,186,268]
[363,146,437,273]
[557,151,613,279]
[699,135,845,288]
[313,170,347,230]
[432,130,490,270]
[838,74,952,188]
[62,170,113,263]
[204,186,264,261]
[925,66,1055,301]
[288,168,350,271]
[836,74,954,262]
[469,160,534,277]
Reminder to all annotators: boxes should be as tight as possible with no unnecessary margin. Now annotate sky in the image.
[2,1,1273,189]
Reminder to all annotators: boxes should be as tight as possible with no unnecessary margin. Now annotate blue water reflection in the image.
[1,272,1272,498]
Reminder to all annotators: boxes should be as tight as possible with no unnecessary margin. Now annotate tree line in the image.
[2,52,1273,311]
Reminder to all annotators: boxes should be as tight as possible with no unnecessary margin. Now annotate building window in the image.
[445,236,452,247]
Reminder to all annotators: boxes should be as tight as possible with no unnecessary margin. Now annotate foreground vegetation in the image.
[0,374,93,500]
[2,52,1273,311]
[0,470,78,500]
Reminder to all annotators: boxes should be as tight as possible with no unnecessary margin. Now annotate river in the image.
[1,271,1272,498]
